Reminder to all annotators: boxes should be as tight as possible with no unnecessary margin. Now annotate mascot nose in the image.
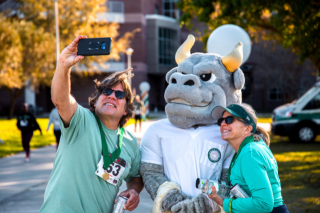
[170,78,195,86]
[184,80,194,86]
[169,73,201,87]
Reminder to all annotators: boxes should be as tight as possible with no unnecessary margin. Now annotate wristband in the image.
[228,198,235,213]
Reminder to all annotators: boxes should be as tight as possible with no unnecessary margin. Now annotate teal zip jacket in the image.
[223,136,283,213]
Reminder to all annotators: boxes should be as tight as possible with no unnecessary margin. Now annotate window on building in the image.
[155,4,159,14]
[303,92,320,110]
[159,28,177,65]
[268,88,282,101]
[163,0,179,19]
[107,1,124,13]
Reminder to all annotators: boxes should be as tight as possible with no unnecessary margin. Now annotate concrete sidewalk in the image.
[0,145,56,212]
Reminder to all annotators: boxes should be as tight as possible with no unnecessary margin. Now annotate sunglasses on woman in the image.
[217,116,247,126]
[101,88,126,99]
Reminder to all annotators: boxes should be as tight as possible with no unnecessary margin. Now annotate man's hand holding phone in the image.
[58,35,87,70]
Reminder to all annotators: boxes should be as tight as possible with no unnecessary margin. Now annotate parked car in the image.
[271,81,320,142]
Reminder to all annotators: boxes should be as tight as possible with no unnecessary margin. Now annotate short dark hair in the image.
[88,69,134,128]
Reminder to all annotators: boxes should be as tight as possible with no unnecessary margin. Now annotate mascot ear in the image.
[233,69,245,90]
[165,68,178,83]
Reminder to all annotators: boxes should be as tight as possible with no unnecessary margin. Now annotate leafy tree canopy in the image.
[16,0,138,73]
[0,15,23,89]
[0,0,137,118]
[178,0,320,70]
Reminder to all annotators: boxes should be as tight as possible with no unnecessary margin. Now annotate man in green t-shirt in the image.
[40,36,144,213]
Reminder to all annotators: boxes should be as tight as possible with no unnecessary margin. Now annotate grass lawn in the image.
[269,136,320,213]
[0,117,319,212]
[0,117,140,158]
[0,118,56,158]
[257,117,272,123]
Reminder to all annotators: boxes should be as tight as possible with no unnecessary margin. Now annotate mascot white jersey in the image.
[140,35,245,213]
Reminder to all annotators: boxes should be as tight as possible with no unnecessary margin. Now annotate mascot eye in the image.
[200,73,216,83]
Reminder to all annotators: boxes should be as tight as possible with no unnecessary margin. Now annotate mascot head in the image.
[164,35,245,129]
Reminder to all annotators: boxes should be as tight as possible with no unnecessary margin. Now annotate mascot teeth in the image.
[171,98,209,107]
[171,98,191,105]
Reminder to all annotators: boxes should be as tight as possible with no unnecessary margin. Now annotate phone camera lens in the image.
[101,42,107,50]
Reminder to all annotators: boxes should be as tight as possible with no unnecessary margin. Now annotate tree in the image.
[0,15,23,90]
[0,15,56,118]
[178,0,320,71]
[0,0,137,119]
[17,0,137,67]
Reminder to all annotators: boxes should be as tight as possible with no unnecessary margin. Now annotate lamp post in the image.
[54,0,60,64]
[126,48,134,89]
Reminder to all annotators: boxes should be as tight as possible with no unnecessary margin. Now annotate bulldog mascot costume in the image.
[140,35,245,213]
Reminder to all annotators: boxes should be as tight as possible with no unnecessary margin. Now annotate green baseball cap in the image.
[211,104,256,133]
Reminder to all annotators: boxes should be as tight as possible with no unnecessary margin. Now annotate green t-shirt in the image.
[40,104,141,213]
[223,137,283,213]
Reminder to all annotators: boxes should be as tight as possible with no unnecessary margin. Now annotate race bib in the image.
[136,110,140,115]
[95,155,126,186]
[20,120,28,127]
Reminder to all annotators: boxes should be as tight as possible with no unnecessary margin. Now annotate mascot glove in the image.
[171,193,216,213]
[152,181,181,213]
[161,189,192,212]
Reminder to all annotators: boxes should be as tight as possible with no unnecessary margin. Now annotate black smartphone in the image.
[77,37,112,56]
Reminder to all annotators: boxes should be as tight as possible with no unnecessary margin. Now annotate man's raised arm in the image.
[51,35,86,126]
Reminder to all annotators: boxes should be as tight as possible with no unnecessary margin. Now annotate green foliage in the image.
[15,20,56,88]
[178,0,320,70]
[0,14,55,90]
[0,15,23,88]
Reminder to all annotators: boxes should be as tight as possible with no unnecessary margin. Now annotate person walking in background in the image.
[17,103,42,162]
[46,107,61,150]
[133,95,144,132]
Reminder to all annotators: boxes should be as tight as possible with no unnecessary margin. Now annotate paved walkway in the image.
[0,145,56,213]
[0,112,269,213]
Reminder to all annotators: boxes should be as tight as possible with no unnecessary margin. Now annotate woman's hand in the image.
[58,35,87,70]
[206,185,224,206]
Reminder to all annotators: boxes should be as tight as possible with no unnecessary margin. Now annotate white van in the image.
[271,81,320,142]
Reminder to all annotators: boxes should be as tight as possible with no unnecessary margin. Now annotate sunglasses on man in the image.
[217,116,248,126]
[102,88,126,99]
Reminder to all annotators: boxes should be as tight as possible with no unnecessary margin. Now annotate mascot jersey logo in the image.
[140,34,245,213]
[208,148,221,163]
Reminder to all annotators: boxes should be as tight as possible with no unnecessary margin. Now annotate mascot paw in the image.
[161,189,192,212]
[171,194,212,213]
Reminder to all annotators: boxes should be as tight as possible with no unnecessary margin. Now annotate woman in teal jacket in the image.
[208,103,289,213]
